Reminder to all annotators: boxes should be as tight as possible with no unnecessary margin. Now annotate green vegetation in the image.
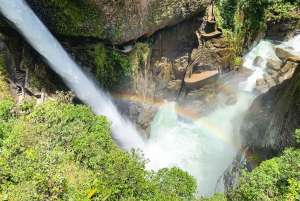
[267,0,300,20]
[0,93,197,200]
[88,44,131,89]
[215,0,270,56]
[229,146,300,200]
[27,0,105,38]
[215,0,300,65]
[199,193,227,201]
[88,42,151,91]
[0,47,11,99]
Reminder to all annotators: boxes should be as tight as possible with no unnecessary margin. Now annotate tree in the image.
[229,133,300,201]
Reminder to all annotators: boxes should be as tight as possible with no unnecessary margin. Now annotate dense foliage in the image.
[215,0,300,58]
[0,97,197,200]
[87,42,150,90]
[26,0,106,38]
[229,146,300,200]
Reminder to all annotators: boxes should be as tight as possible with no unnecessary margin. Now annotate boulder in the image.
[263,73,271,79]
[253,85,267,95]
[226,94,237,105]
[265,77,276,88]
[283,55,300,63]
[276,47,292,61]
[252,56,264,68]
[267,69,279,77]
[266,59,281,71]
[279,63,297,83]
[281,61,298,74]
[256,78,265,86]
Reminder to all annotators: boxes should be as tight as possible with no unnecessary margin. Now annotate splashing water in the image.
[0,0,145,151]
[239,35,300,93]
[239,40,279,92]
[145,92,253,196]
[145,35,300,196]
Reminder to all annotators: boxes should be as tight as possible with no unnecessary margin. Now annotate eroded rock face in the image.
[150,18,201,101]
[265,17,300,41]
[179,67,252,115]
[240,63,300,160]
[27,0,210,44]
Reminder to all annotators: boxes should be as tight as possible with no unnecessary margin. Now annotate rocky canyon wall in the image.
[25,0,210,44]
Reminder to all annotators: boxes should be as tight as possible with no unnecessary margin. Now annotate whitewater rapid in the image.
[145,35,300,196]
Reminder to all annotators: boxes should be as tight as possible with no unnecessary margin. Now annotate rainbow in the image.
[111,91,242,151]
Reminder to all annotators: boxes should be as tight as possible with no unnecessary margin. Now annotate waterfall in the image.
[2,0,300,197]
[0,0,145,151]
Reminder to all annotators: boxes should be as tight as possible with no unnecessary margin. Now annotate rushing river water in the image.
[146,35,300,196]
[1,0,300,197]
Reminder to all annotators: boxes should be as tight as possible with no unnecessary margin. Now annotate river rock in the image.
[265,77,276,88]
[252,56,264,68]
[253,85,267,95]
[263,73,271,79]
[276,47,292,61]
[266,59,281,71]
[279,63,297,83]
[267,69,278,76]
[281,61,297,74]
[256,78,265,86]
[283,54,300,63]
[226,94,237,105]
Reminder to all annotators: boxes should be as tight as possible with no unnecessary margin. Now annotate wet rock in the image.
[252,56,264,68]
[276,47,292,61]
[267,69,278,76]
[28,0,210,43]
[256,78,265,86]
[167,79,182,91]
[263,73,271,79]
[265,17,300,41]
[266,59,282,71]
[253,85,267,95]
[281,61,297,74]
[279,64,297,83]
[283,54,300,63]
[226,94,237,105]
[265,77,276,88]
[240,63,300,160]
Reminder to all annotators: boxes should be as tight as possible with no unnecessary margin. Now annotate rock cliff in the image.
[26,0,210,44]
[240,62,300,160]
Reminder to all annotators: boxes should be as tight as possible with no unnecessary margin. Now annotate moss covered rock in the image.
[26,0,209,44]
